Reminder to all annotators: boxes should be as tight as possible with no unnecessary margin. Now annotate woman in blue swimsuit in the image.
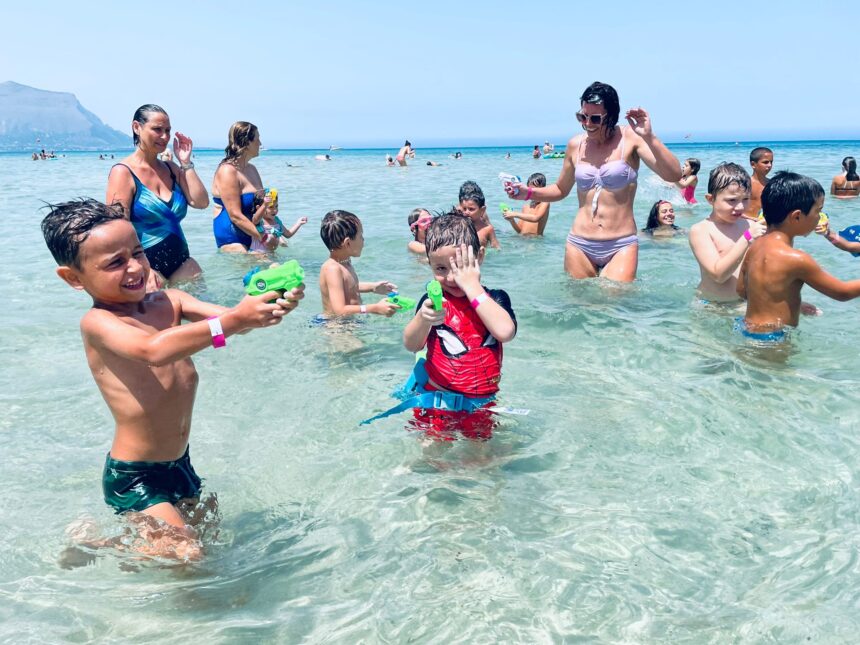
[506,82,682,282]
[106,104,209,289]
[211,121,274,253]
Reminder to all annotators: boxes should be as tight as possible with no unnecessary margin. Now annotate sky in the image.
[3,1,860,148]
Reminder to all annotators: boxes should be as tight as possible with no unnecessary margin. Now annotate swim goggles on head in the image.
[410,216,433,231]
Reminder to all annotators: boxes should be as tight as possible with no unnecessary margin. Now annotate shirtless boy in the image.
[319,209,399,317]
[745,147,773,218]
[503,173,551,236]
[458,181,501,249]
[738,172,860,335]
[41,199,303,560]
[689,163,766,302]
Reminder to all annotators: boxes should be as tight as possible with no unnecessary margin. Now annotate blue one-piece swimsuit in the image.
[213,193,257,248]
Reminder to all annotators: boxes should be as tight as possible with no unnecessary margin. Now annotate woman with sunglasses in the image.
[505,81,681,281]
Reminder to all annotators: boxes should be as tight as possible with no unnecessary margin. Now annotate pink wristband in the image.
[743,229,753,242]
[526,187,533,201]
[470,292,489,309]
[207,316,226,348]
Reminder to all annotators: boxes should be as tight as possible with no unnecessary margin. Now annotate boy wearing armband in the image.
[41,199,304,561]
[401,212,517,439]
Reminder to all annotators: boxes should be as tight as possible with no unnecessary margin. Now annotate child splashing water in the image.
[675,158,700,204]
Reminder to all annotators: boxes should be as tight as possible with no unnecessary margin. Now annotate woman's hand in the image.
[625,108,652,138]
[505,181,528,201]
[173,132,194,165]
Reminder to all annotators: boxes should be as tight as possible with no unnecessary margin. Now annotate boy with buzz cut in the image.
[41,199,304,561]
[745,146,774,218]
[400,212,516,438]
[689,162,766,302]
[319,209,400,317]
[738,172,860,338]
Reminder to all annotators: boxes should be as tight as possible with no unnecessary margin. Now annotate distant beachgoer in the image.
[641,200,685,238]
[745,147,773,217]
[99,154,105,160]
[454,152,463,159]
[505,152,511,159]
[543,141,554,154]
[106,104,209,289]
[385,154,395,166]
[315,154,332,161]
[675,158,700,204]
[830,156,859,199]
[532,145,541,159]
[503,173,551,236]
[505,81,682,281]
[459,181,500,249]
[426,161,442,167]
[211,121,275,254]
[32,152,38,161]
[408,208,432,254]
[396,140,412,166]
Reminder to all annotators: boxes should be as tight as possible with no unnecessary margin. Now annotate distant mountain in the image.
[0,81,131,151]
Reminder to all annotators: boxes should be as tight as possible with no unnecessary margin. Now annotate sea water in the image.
[2,142,860,642]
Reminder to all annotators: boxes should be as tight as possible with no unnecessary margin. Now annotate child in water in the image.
[675,158,700,204]
[745,147,774,218]
[41,199,303,560]
[402,212,517,439]
[641,200,685,237]
[738,172,860,339]
[689,163,766,303]
[407,208,432,254]
[318,209,399,317]
[249,190,308,253]
[458,181,501,249]
[502,173,551,236]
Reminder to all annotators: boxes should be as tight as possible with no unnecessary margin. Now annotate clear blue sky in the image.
[4,1,859,148]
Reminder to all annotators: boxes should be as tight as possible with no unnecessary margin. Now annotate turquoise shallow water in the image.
[2,142,860,642]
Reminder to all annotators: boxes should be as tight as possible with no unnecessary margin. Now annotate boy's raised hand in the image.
[448,244,481,291]
[371,280,398,295]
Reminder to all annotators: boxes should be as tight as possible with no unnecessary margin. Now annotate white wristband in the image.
[360,304,367,314]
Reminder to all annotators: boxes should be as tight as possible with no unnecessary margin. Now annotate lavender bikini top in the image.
[574,127,638,214]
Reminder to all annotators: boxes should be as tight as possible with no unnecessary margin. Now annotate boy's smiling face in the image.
[58,219,149,304]
[707,183,750,224]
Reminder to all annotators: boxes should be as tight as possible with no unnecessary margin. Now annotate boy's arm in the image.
[82,292,290,366]
[403,297,443,352]
[826,229,860,254]
[487,225,501,250]
[407,241,426,254]
[689,224,755,284]
[359,280,397,294]
[172,286,304,322]
[324,265,397,316]
[504,203,549,223]
[737,256,749,300]
[797,254,860,301]
[505,214,523,233]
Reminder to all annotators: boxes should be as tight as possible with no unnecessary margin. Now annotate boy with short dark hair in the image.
[41,199,303,560]
[745,146,774,217]
[458,181,501,249]
[319,209,399,317]
[738,172,860,337]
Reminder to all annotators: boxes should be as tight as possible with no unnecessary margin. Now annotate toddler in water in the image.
[41,199,303,561]
[745,147,774,218]
[641,200,684,237]
[689,163,766,302]
[318,210,399,317]
[407,208,432,254]
[738,172,860,339]
[458,181,501,249]
[675,158,700,204]
[250,190,307,253]
[503,173,551,236]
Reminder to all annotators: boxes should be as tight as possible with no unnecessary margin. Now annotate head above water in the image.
[221,121,259,166]
[645,200,675,230]
[131,104,168,146]
[41,199,127,268]
[685,158,701,176]
[425,211,480,256]
[320,209,361,250]
[707,162,751,197]
[842,156,859,181]
[750,147,773,164]
[408,208,432,239]
[458,180,486,208]
[761,171,825,227]
[527,172,546,188]
[579,81,620,137]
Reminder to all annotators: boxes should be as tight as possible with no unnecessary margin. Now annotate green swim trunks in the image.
[102,447,203,514]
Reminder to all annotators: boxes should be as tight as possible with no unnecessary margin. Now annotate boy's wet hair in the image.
[527,172,546,187]
[761,171,824,226]
[707,162,751,196]
[458,180,485,208]
[686,158,701,175]
[41,198,127,268]
[580,81,620,136]
[320,209,361,250]
[132,104,168,146]
[425,211,480,255]
[750,147,773,163]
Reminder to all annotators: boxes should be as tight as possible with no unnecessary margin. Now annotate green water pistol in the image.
[244,260,305,296]
[387,292,416,312]
[427,280,444,310]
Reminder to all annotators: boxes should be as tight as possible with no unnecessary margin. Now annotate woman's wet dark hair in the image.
[643,200,677,232]
[580,82,620,136]
[761,172,824,226]
[843,156,859,181]
[132,104,168,146]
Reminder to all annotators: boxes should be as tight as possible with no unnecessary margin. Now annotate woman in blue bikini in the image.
[506,82,682,282]
[211,121,276,253]
[106,104,210,288]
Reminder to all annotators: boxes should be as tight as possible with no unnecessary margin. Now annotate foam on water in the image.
[2,143,860,641]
